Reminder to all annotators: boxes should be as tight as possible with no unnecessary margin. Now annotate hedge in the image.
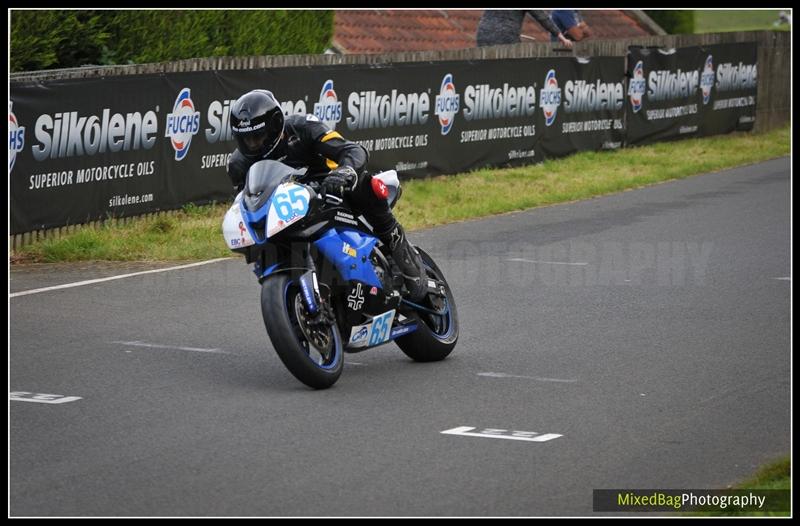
[643,10,695,35]
[10,10,335,72]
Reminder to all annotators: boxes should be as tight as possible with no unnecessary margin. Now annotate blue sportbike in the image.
[222,160,458,389]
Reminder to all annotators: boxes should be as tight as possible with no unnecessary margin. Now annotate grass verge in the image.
[683,456,790,517]
[11,126,789,264]
[694,10,791,33]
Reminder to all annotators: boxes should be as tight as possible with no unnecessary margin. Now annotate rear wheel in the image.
[261,274,343,389]
[395,247,459,362]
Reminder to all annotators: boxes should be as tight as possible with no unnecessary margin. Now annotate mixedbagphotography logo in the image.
[700,55,715,105]
[434,73,460,135]
[593,489,790,513]
[164,87,201,161]
[313,79,343,130]
[540,69,562,126]
[8,101,25,175]
[628,60,647,113]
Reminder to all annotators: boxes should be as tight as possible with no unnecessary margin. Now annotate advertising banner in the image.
[9,44,755,235]
[537,56,626,157]
[9,73,236,234]
[10,56,625,234]
[695,43,758,136]
[625,42,757,145]
[211,57,625,178]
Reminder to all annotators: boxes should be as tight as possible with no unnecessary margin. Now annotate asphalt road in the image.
[10,157,791,517]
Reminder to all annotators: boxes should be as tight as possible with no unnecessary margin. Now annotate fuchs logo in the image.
[164,88,201,161]
[313,79,342,129]
[9,102,25,175]
[628,60,646,113]
[539,69,562,126]
[434,73,460,135]
[700,55,715,105]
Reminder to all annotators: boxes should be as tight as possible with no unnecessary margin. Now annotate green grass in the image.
[684,456,791,517]
[11,125,790,264]
[395,126,789,230]
[738,457,791,491]
[694,10,791,33]
[13,207,233,263]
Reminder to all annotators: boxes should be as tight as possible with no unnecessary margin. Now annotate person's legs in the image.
[348,173,427,301]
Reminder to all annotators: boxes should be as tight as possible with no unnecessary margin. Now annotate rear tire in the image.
[261,274,343,389]
[395,248,459,362]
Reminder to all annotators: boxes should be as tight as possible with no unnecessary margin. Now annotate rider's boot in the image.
[380,224,427,302]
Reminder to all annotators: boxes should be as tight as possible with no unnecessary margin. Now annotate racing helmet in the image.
[230,89,285,159]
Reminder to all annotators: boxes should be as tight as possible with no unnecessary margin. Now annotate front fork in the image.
[297,244,321,316]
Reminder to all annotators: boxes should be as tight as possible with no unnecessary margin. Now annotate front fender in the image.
[256,261,291,282]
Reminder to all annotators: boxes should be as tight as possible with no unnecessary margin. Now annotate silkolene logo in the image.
[164,87,201,161]
[313,79,343,130]
[628,60,646,113]
[539,69,562,126]
[700,55,715,105]
[434,73,460,135]
[9,101,25,175]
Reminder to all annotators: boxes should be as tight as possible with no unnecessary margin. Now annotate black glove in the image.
[322,166,358,197]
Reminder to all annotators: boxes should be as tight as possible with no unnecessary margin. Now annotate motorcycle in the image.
[222,160,458,389]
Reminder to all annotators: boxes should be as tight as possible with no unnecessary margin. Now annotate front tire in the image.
[261,273,343,389]
[395,247,459,362]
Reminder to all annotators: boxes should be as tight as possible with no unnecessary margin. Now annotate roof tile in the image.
[333,10,653,54]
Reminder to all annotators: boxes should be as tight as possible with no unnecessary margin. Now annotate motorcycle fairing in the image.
[313,227,382,289]
[222,192,256,250]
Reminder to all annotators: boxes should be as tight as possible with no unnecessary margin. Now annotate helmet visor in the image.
[236,125,280,158]
[233,109,284,158]
[240,127,272,154]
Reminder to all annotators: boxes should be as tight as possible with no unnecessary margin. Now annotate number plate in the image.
[347,309,396,349]
[368,309,395,346]
[266,183,311,237]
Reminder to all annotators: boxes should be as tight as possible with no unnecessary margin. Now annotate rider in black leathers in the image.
[226,89,427,302]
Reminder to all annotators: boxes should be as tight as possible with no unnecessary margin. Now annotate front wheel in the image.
[261,273,343,389]
[395,247,459,362]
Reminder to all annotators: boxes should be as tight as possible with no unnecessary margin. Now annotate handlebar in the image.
[303,179,344,206]
[323,193,344,206]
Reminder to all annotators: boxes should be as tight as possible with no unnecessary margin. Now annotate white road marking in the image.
[111,341,229,354]
[507,258,589,266]
[478,372,577,383]
[441,426,562,443]
[10,391,82,404]
[9,258,234,298]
